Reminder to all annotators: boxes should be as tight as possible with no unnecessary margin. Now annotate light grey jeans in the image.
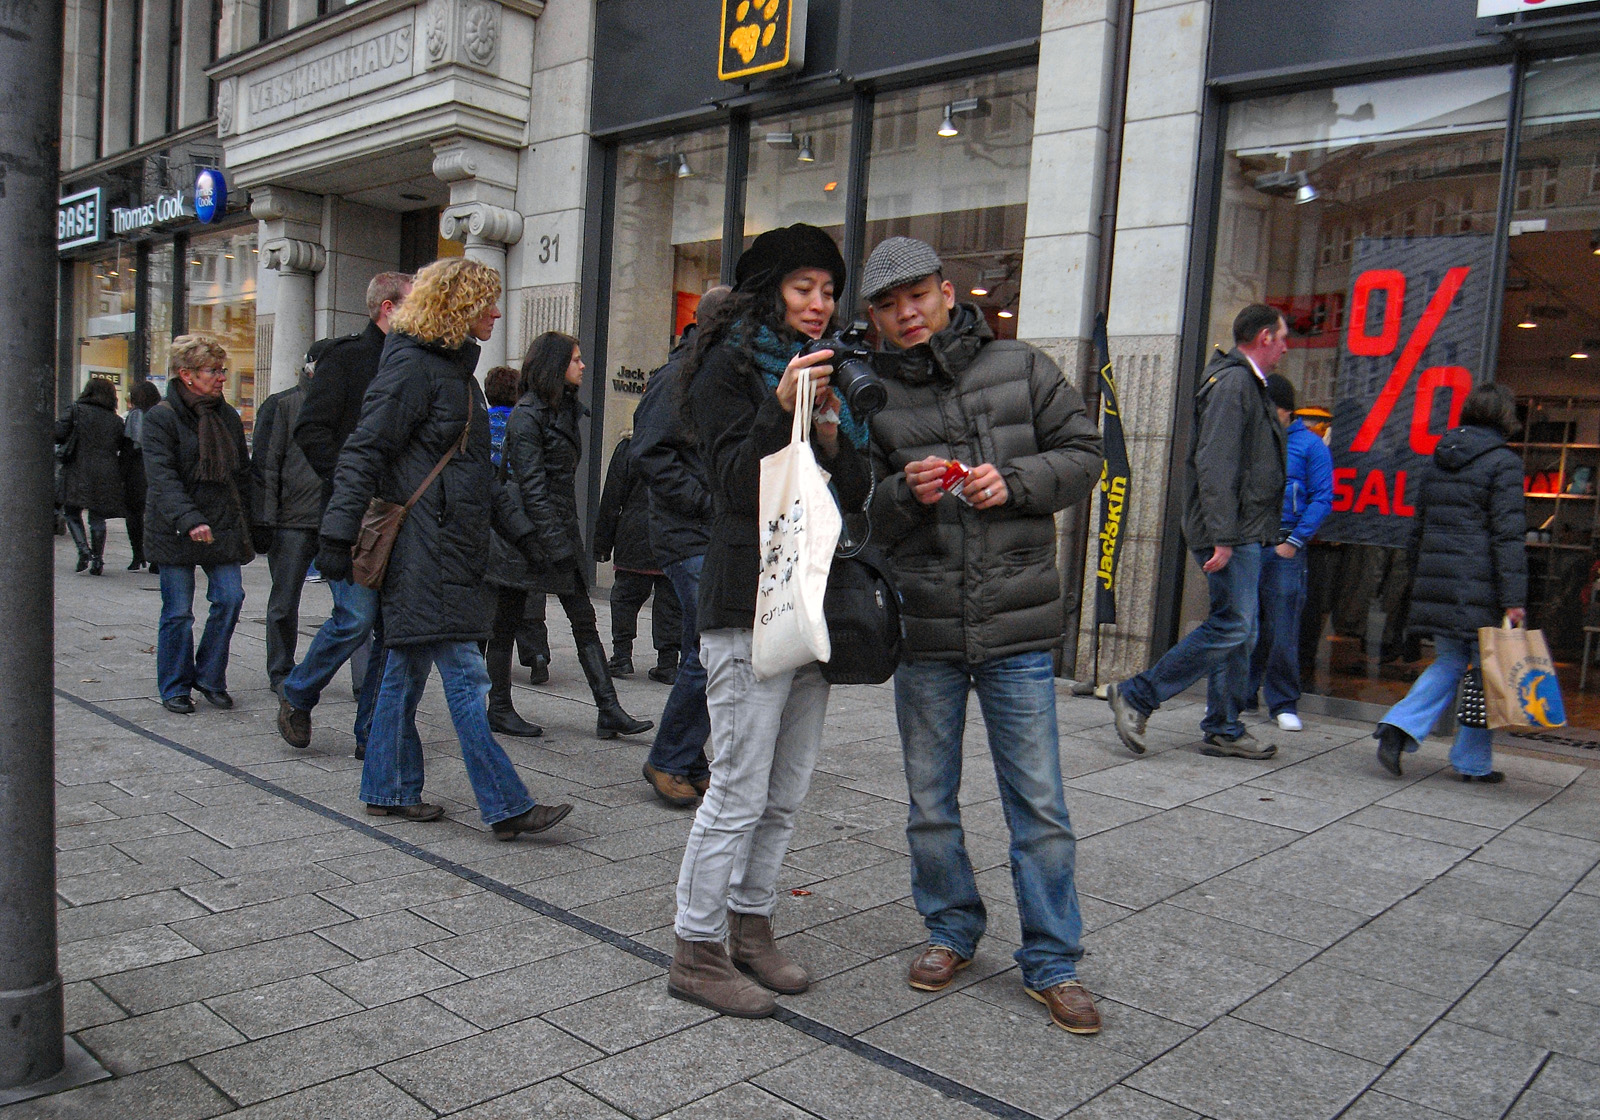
[674,627,831,942]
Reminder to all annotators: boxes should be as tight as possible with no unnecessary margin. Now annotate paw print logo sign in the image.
[718,0,808,81]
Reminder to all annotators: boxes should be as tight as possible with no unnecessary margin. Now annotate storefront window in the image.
[147,242,174,395]
[746,104,851,254]
[73,247,137,407]
[1497,55,1600,689]
[1202,67,1511,708]
[603,126,727,459]
[866,68,1035,338]
[185,226,258,426]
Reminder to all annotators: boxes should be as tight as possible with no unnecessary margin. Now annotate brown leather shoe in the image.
[365,802,445,822]
[492,803,573,841]
[729,911,809,994]
[1028,980,1101,1034]
[668,936,775,1018]
[690,774,710,796]
[643,763,699,809]
[908,944,970,992]
[277,696,311,749]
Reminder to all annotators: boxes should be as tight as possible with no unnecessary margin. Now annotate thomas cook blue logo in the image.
[1516,666,1565,728]
[194,169,227,224]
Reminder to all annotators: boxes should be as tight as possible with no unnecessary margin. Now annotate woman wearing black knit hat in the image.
[667,223,871,1018]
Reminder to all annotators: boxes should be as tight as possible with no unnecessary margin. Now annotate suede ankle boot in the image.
[729,911,809,994]
[485,640,542,737]
[667,936,776,1018]
[577,636,653,739]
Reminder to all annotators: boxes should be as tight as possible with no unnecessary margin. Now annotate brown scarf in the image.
[174,381,237,483]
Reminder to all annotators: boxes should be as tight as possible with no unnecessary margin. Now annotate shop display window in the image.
[73,248,137,407]
[1201,66,1512,709]
[865,68,1035,338]
[146,243,174,396]
[745,104,852,256]
[185,227,258,427]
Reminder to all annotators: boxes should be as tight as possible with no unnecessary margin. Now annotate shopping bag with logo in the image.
[1477,617,1567,730]
[751,369,841,680]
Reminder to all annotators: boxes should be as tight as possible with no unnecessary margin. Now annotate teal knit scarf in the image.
[747,323,869,450]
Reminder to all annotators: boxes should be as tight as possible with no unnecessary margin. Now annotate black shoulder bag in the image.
[821,453,904,686]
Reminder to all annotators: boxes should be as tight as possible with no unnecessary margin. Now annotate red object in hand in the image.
[938,460,974,504]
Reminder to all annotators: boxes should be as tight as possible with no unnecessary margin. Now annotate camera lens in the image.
[834,356,887,415]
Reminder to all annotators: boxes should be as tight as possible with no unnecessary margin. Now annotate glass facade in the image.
[185,226,259,426]
[746,104,852,249]
[72,247,138,408]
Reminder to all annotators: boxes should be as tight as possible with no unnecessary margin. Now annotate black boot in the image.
[649,649,680,685]
[66,515,90,572]
[485,640,542,737]
[607,639,634,678]
[528,654,550,685]
[89,524,106,576]
[577,636,653,739]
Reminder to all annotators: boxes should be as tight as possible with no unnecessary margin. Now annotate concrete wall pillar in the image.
[253,186,326,396]
[434,137,523,379]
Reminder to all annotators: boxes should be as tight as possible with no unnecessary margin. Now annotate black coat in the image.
[630,350,712,565]
[140,383,255,567]
[251,386,323,530]
[321,332,535,646]
[593,436,660,573]
[688,339,871,631]
[487,388,588,594]
[1180,348,1287,550]
[56,399,128,516]
[294,320,386,493]
[1405,424,1527,642]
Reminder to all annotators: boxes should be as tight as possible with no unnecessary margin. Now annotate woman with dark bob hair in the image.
[488,331,652,738]
[666,224,870,1019]
[55,376,128,575]
[1373,383,1527,783]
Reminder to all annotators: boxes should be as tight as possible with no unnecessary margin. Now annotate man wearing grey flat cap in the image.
[862,236,1105,1036]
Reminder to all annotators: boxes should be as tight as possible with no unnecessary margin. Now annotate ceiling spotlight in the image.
[1517,317,1537,329]
[797,136,815,163]
[764,130,796,147]
[676,153,692,179]
[1295,177,1320,204]
[970,286,990,296]
[938,107,958,138]
[1574,340,1599,360]
[997,309,1014,319]
[822,181,837,193]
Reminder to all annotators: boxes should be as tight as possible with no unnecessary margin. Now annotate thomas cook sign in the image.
[719,0,807,82]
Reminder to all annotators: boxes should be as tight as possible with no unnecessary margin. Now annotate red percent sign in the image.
[1346,266,1473,456]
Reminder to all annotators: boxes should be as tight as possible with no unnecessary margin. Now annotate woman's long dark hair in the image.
[77,377,118,410]
[518,331,579,409]
[674,279,817,438]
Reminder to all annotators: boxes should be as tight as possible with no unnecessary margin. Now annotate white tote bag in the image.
[751,369,841,680]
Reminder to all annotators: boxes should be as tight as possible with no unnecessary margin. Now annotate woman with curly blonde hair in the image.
[317,257,572,840]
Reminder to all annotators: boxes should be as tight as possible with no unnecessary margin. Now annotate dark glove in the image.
[316,537,355,584]
[251,526,275,555]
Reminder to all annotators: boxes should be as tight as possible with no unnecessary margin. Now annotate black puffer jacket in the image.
[630,350,712,565]
[294,320,386,494]
[56,400,127,516]
[141,383,255,567]
[486,387,588,595]
[321,333,535,646]
[594,436,660,573]
[1405,424,1527,642]
[1180,348,1287,550]
[251,385,323,530]
[689,338,870,631]
[869,306,1102,663]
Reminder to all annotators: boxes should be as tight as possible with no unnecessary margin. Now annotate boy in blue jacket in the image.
[1247,374,1333,729]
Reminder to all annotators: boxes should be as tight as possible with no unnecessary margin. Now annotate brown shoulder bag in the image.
[350,389,472,590]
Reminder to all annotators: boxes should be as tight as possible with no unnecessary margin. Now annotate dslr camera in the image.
[798,320,889,417]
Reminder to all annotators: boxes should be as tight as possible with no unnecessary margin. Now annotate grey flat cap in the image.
[860,237,943,302]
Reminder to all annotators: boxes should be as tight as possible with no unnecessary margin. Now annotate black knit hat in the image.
[1266,373,1296,412]
[734,223,847,295]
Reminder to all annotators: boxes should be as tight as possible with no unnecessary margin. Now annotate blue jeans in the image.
[1122,546,1263,739]
[281,577,380,736]
[895,651,1084,991]
[647,554,710,781]
[1379,635,1494,777]
[157,563,244,702]
[359,640,536,825]
[1246,545,1306,717]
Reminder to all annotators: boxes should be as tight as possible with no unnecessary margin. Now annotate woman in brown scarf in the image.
[142,335,262,715]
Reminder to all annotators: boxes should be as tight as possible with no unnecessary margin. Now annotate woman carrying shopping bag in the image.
[1374,384,1527,782]
[667,224,870,1018]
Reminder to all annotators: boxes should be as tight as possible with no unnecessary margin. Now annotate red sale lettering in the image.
[1348,266,1472,453]
[1393,470,1415,517]
[1346,269,1406,357]
[1331,467,1357,512]
[1409,366,1472,456]
[1353,469,1391,515]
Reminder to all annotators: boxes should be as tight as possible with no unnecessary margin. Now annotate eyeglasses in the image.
[182,367,229,377]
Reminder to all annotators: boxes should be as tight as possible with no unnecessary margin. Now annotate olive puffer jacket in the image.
[1405,424,1527,642]
[321,332,535,646]
[486,387,589,595]
[1180,348,1287,551]
[869,306,1103,663]
[141,383,255,567]
[56,399,128,516]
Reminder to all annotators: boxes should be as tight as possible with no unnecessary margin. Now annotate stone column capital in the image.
[440,203,523,248]
[249,185,322,226]
[262,237,326,274]
[431,136,519,193]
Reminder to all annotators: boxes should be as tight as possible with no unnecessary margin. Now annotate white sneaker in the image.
[1275,712,1302,732]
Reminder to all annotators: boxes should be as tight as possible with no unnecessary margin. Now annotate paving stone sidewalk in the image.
[13,534,1600,1120]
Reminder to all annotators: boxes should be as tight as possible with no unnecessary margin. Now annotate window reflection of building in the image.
[747,106,852,248]
[74,248,137,408]
[185,227,259,425]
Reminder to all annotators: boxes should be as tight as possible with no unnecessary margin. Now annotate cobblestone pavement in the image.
[13,535,1600,1120]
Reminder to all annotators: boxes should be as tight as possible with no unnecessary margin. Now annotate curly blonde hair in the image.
[389,258,502,348]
